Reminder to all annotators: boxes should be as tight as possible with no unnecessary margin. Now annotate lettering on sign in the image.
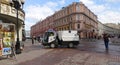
[0,3,25,20]
[1,4,10,14]
[11,8,16,14]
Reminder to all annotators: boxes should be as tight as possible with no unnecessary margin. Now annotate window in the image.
[76,4,80,12]
[64,19,66,23]
[77,24,80,29]
[76,14,80,20]
[70,17,72,21]
[80,14,83,20]
[70,7,73,13]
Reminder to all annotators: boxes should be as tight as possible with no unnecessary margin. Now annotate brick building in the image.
[31,2,98,39]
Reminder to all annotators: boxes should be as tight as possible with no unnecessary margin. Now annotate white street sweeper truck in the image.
[42,29,79,48]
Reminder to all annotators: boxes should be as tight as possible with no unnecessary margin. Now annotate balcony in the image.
[0,3,25,24]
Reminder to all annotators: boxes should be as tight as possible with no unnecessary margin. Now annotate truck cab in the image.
[42,29,57,48]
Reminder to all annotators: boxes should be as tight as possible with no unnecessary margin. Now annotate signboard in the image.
[0,23,15,56]
[0,3,25,21]
[3,37,11,47]
[2,47,11,55]
[0,23,2,56]
[0,39,3,56]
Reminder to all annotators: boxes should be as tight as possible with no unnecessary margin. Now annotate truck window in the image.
[49,32,54,36]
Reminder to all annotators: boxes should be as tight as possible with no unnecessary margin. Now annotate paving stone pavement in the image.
[55,52,120,65]
[0,48,53,65]
[0,40,54,65]
[0,39,120,65]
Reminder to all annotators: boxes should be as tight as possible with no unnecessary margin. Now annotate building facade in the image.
[31,2,98,39]
[0,0,25,42]
[105,23,120,30]
[98,21,120,38]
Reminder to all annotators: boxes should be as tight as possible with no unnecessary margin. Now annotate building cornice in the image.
[0,3,25,21]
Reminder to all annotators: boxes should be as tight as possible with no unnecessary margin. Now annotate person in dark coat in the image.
[103,33,109,50]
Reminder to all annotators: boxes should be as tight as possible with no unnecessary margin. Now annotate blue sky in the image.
[24,0,120,30]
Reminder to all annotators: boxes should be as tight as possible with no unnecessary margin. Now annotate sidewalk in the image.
[0,39,53,65]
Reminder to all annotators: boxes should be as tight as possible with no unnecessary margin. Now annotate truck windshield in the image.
[45,32,54,36]
[49,32,54,36]
[44,32,54,42]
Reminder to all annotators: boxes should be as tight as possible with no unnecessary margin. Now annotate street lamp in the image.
[69,21,72,32]
[9,0,25,54]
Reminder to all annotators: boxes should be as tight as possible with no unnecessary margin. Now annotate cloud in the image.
[80,0,106,13]
[25,5,54,30]
[99,11,120,23]
[24,0,66,30]
[25,20,35,30]
[25,5,54,20]
[80,0,94,5]
[59,0,66,5]
[25,2,58,30]
[45,1,58,8]
[105,0,120,2]
[25,0,66,20]
[80,0,120,24]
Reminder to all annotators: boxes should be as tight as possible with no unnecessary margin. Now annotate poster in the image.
[0,23,2,56]
[3,37,11,47]
[2,37,12,55]
[2,47,11,55]
[0,39,3,56]
[0,23,15,56]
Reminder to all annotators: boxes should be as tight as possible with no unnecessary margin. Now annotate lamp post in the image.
[69,21,72,32]
[9,0,25,54]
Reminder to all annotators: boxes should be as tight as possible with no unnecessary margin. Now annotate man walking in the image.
[103,33,109,50]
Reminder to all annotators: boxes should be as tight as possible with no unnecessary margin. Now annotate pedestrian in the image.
[103,33,109,50]
[32,37,34,44]
[118,34,120,38]
[37,36,40,43]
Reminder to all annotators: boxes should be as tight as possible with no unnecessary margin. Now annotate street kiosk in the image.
[0,23,15,57]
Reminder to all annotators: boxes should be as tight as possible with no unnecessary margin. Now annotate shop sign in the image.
[2,47,11,55]
[0,23,15,56]
[0,3,25,21]
[0,39,3,56]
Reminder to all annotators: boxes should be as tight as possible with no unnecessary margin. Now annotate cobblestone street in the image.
[0,39,120,65]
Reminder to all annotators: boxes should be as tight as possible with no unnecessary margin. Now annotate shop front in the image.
[0,0,25,55]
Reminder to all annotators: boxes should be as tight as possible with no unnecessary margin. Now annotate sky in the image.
[24,0,120,30]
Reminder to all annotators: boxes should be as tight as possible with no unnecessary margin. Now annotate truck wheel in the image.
[50,44,56,48]
[68,43,74,48]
